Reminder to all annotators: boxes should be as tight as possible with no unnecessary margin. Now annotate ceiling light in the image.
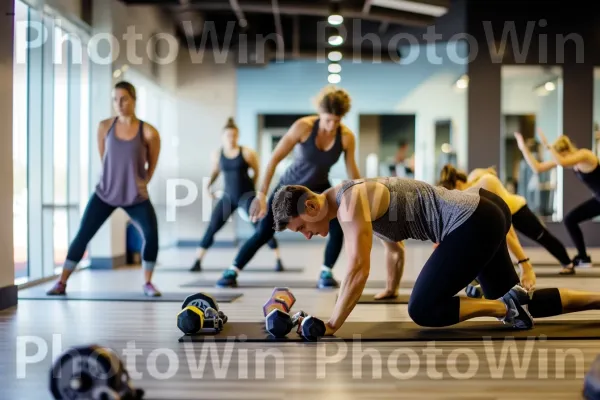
[328,51,342,62]
[328,35,344,46]
[454,75,468,89]
[545,81,555,91]
[370,0,448,17]
[328,73,341,84]
[328,63,341,73]
[328,15,343,25]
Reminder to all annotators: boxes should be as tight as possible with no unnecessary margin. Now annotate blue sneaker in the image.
[500,285,533,329]
[317,269,338,289]
[216,269,238,288]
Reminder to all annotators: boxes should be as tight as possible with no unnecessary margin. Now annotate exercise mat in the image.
[350,293,411,304]
[528,269,600,278]
[157,266,304,273]
[180,279,413,289]
[532,262,600,268]
[19,289,243,303]
[178,320,600,343]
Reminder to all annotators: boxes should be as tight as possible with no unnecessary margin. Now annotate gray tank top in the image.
[95,118,149,207]
[335,178,480,243]
[279,119,343,188]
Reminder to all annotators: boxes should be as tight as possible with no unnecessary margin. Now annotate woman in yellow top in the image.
[438,164,574,277]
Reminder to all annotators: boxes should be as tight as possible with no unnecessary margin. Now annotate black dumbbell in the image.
[299,316,326,341]
[265,309,307,338]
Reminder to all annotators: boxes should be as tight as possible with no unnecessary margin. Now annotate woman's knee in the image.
[407,296,437,327]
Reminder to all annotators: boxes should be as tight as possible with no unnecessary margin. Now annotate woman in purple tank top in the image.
[47,81,163,297]
[515,129,600,273]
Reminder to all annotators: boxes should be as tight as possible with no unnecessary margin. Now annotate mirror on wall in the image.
[594,68,600,157]
[434,119,456,175]
[357,114,416,181]
[501,65,563,222]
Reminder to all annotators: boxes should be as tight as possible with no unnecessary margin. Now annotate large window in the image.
[13,1,92,283]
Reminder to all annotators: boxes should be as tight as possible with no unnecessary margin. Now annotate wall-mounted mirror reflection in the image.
[501,65,563,222]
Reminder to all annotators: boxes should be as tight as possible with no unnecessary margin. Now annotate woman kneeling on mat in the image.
[515,129,600,272]
[271,177,600,336]
[47,81,162,297]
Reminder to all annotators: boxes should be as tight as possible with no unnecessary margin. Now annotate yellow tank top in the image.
[470,174,527,215]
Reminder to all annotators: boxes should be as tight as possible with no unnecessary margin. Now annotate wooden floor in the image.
[3,241,600,399]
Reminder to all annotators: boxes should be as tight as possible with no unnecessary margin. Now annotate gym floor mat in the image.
[533,262,600,268]
[157,266,304,273]
[178,320,600,343]
[530,270,600,278]
[180,279,413,289]
[18,290,243,303]
[352,294,411,304]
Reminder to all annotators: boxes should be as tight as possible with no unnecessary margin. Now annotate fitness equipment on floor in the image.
[177,292,228,335]
[49,344,144,400]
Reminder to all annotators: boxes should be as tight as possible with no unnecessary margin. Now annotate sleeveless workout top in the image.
[279,119,343,188]
[470,174,526,215]
[95,118,149,207]
[335,178,480,243]
[220,146,254,200]
[575,160,600,200]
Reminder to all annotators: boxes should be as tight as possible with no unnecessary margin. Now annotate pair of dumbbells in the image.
[263,288,327,341]
[177,293,228,335]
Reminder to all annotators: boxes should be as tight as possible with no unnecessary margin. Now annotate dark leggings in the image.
[409,189,518,327]
[200,193,278,250]
[409,189,566,327]
[564,197,600,257]
[512,204,572,266]
[65,193,159,270]
[233,184,343,270]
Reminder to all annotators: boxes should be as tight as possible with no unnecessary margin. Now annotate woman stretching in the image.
[47,81,162,296]
[189,118,282,272]
[515,130,600,272]
[271,177,600,336]
[216,85,361,288]
[439,164,574,276]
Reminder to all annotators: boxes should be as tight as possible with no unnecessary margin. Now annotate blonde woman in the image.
[515,130,600,272]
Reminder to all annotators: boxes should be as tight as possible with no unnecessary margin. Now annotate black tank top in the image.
[574,160,600,200]
[279,119,343,189]
[220,147,254,199]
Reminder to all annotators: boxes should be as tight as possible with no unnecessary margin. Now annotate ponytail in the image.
[438,164,467,190]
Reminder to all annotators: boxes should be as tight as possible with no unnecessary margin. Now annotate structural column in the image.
[0,1,18,309]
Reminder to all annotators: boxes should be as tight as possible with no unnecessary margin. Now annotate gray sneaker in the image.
[500,285,533,329]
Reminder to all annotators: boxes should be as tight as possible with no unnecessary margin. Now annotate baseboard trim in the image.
[0,285,17,310]
[90,254,127,269]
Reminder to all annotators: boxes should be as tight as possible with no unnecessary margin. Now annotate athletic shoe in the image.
[500,285,533,329]
[46,281,66,295]
[143,282,162,297]
[216,269,238,288]
[317,270,339,289]
[573,255,592,268]
[189,260,202,272]
[275,259,284,272]
[465,282,483,298]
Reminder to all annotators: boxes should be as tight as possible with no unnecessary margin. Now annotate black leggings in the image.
[512,204,571,266]
[564,197,600,257]
[409,189,567,327]
[200,193,278,250]
[408,189,519,327]
[66,193,159,270]
[233,183,343,270]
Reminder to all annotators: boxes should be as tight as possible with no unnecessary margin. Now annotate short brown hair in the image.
[437,164,467,190]
[114,81,136,100]
[316,85,351,117]
[272,185,313,231]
